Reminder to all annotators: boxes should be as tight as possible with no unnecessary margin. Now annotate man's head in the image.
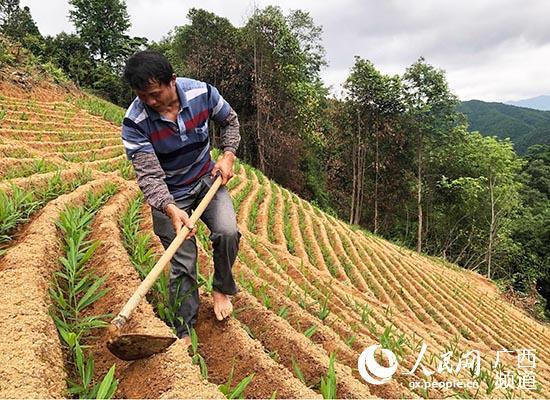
[123,51,177,112]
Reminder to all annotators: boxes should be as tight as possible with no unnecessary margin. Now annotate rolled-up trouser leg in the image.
[151,206,199,338]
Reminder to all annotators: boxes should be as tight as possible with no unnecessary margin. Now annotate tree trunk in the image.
[416,134,423,253]
[253,33,266,172]
[374,131,379,234]
[486,174,496,279]
[350,109,362,225]
[349,133,358,224]
[356,138,365,225]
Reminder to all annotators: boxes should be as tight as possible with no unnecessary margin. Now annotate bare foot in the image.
[212,290,233,321]
[181,335,191,348]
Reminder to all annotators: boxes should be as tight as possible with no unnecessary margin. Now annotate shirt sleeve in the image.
[121,119,154,160]
[207,84,231,123]
[219,107,241,154]
[131,152,175,213]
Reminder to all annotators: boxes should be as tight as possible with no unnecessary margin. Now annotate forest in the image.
[1,0,548,318]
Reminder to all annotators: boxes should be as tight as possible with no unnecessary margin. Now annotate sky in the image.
[20,0,550,102]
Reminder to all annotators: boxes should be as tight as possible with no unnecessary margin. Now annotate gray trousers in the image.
[151,174,241,338]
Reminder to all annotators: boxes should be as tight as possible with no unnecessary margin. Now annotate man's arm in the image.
[131,152,175,213]
[219,107,240,156]
[132,152,196,238]
[206,81,241,184]
[211,107,240,184]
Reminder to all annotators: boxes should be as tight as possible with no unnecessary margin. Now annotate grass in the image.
[267,181,277,243]
[304,324,317,338]
[317,294,330,321]
[99,158,135,180]
[282,191,295,255]
[0,186,38,246]
[63,148,124,163]
[71,93,125,125]
[49,183,118,398]
[319,353,337,399]
[226,175,241,191]
[2,158,59,180]
[0,168,93,253]
[312,219,340,278]
[189,328,208,379]
[247,180,265,233]
[0,146,32,158]
[218,361,255,399]
[231,180,252,213]
[292,357,307,385]
[296,204,316,266]
[378,324,408,361]
[277,306,289,319]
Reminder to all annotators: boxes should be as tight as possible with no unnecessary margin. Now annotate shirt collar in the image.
[144,79,189,122]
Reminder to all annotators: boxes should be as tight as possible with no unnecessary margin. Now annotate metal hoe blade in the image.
[107,334,177,361]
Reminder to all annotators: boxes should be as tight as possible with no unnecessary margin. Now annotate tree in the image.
[509,145,550,292]
[434,130,523,278]
[242,6,326,190]
[159,9,249,149]
[402,57,460,253]
[1,1,44,55]
[343,57,404,228]
[68,0,145,68]
[43,33,93,86]
[154,7,327,196]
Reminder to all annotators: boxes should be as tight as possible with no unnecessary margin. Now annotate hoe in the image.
[107,175,222,360]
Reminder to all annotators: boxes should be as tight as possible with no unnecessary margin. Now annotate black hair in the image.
[123,50,174,91]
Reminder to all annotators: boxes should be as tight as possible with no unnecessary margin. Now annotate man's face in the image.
[135,76,177,113]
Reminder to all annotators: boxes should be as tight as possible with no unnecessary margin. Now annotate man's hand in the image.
[211,151,236,185]
[165,204,197,239]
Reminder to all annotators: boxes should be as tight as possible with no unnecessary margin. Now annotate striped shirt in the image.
[121,77,233,199]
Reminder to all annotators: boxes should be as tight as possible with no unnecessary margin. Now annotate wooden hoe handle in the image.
[110,175,223,330]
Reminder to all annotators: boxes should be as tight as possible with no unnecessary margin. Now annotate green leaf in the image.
[95,364,118,399]
[76,276,108,311]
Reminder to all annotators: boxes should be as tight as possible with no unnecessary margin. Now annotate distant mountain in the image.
[458,100,550,154]
[505,95,550,111]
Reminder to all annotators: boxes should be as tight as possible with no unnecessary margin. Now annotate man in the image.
[121,50,241,343]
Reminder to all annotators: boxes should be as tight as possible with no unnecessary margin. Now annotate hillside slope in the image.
[459,100,550,153]
[1,79,549,399]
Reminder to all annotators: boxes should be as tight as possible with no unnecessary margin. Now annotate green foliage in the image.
[0,169,92,250]
[247,183,264,233]
[459,100,550,154]
[50,185,119,398]
[429,128,524,278]
[303,324,317,338]
[72,93,125,125]
[2,158,59,179]
[1,1,44,56]
[218,362,255,399]
[319,353,337,399]
[189,328,208,379]
[0,185,37,244]
[68,0,142,67]
[282,191,295,254]
[378,324,407,361]
[317,294,330,321]
[42,61,69,83]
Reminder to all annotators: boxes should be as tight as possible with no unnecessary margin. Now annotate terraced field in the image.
[0,87,549,399]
